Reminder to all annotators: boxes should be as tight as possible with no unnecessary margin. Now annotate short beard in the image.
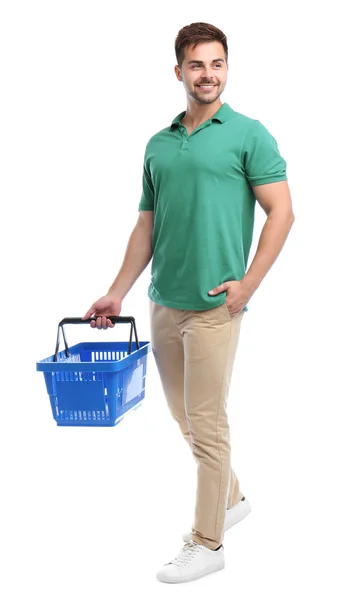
[188,84,223,105]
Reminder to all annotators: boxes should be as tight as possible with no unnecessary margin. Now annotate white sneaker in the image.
[156,540,225,584]
[182,496,251,543]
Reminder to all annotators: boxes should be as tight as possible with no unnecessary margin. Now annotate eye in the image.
[190,64,222,69]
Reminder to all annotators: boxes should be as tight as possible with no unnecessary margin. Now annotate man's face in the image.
[175,41,228,105]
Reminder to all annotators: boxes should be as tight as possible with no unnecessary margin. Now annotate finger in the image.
[208,284,224,295]
[107,318,115,328]
[96,316,103,330]
[82,307,95,320]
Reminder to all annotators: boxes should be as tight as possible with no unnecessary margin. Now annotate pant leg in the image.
[170,303,245,550]
[149,300,244,532]
[149,299,190,443]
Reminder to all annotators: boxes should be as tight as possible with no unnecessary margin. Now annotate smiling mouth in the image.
[196,84,217,90]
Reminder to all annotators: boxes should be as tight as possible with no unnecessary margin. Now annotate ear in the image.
[174,65,182,82]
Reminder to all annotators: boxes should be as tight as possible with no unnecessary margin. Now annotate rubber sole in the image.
[156,561,225,584]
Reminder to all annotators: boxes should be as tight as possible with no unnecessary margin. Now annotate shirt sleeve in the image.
[243,119,287,186]
[138,149,154,211]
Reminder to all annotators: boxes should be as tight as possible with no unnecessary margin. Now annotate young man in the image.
[83,22,294,584]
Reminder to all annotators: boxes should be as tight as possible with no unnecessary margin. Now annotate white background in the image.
[1,0,340,597]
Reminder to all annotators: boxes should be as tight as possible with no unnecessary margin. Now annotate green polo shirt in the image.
[138,102,287,311]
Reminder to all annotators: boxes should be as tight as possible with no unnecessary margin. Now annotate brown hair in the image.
[175,22,228,69]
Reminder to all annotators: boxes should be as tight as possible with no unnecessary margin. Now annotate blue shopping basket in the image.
[36,316,151,427]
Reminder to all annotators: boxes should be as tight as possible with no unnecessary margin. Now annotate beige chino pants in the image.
[149,299,245,550]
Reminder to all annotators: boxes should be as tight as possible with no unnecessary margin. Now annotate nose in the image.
[200,67,216,81]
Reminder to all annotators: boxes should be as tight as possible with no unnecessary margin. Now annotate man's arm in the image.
[107,210,154,299]
[241,180,295,294]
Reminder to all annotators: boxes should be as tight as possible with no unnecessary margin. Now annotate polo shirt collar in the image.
[169,102,232,131]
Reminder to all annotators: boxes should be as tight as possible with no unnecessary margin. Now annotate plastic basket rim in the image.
[36,340,151,372]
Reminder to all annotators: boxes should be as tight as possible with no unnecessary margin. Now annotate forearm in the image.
[242,211,294,293]
[107,223,153,299]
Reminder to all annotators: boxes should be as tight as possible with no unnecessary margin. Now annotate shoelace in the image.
[168,541,201,567]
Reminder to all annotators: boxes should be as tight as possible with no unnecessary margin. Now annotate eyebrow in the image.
[187,58,225,65]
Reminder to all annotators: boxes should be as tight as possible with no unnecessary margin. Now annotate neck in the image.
[182,98,223,127]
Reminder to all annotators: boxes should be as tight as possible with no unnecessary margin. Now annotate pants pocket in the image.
[218,302,232,322]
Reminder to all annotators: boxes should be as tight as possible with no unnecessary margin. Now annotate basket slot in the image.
[89,351,127,362]
[55,371,103,382]
[58,409,109,422]
[87,349,130,363]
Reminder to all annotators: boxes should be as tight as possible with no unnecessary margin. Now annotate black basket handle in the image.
[53,316,140,362]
